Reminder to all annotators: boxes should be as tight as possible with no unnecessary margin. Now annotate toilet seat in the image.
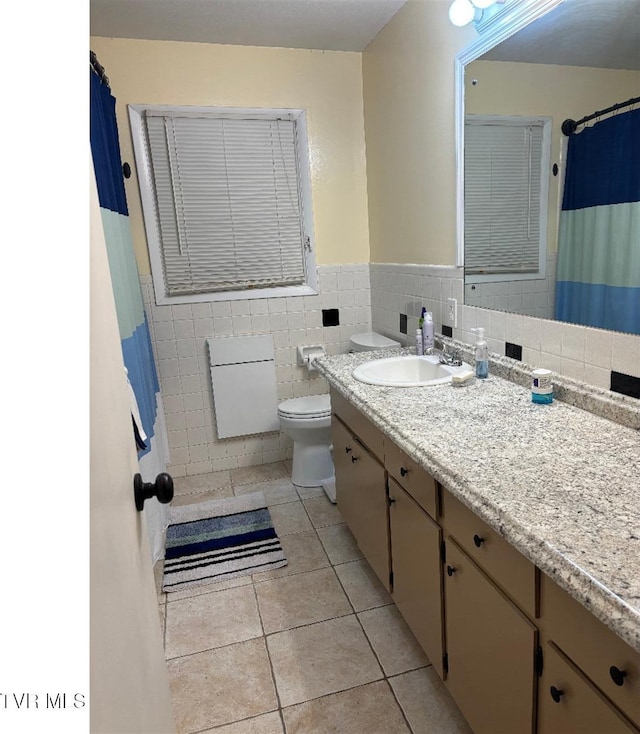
[278,394,331,420]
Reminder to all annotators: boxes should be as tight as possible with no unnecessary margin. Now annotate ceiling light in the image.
[449,0,479,27]
[470,0,498,8]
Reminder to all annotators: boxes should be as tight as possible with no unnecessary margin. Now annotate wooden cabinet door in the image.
[332,417,390,591]
[389,478,444,678]
[538,642,639,734]
[444,539,538,734]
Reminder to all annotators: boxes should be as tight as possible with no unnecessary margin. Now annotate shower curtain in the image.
[555,107,640,334]
[90,67,170,562]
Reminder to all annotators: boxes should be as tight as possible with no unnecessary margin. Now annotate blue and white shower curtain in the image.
[90,68,170,561]
[555,107,640,334]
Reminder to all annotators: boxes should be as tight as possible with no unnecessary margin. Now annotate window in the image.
[464,115,551,283]
[128,105,317,304]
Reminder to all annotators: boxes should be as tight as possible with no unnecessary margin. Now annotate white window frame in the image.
[128,104,318,305]
[464,114,551,286]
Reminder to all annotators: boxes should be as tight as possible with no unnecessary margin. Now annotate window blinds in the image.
[464,119,544,274]
[144,112,306,296]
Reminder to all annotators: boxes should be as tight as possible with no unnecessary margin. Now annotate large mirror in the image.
[457,0,640,335]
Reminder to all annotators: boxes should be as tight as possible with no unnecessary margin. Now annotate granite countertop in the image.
[316,348,640,652]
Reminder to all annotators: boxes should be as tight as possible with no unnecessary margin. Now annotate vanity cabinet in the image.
[539,573,640,732]
[388,476,445,678]
[538,641,638,734]
[331,394,390,591]
[443,538,538,734]
[328,390,639,734]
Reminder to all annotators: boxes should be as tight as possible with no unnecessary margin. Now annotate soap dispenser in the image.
[471,327,489,379]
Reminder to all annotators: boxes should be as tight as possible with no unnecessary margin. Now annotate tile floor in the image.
[155,461,473,734]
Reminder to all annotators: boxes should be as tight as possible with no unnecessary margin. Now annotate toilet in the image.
[349,331,401,352]
[278,333,400,491]
[278,394,333,488]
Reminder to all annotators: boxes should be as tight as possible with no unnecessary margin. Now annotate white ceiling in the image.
[90,0,640,68]
[89,0,408,52]
[482,0,640,71]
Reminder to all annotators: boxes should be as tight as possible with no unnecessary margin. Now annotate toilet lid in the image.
[278,394,331,419]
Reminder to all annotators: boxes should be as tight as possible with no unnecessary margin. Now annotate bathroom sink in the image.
[352,355,472,387]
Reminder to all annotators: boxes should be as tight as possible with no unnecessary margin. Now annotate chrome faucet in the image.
[426,341,463,367]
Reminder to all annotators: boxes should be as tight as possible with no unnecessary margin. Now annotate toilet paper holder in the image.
[297,345,326,371]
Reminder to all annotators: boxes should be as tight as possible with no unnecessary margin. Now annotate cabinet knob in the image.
[345,446,352,454]
[610,666,628,686]
[351,455,359,463]
[447,565,456,577]
[400,467,409,477]
[389,497,396,506]
[550,686,564,703]
[473,534,485,547]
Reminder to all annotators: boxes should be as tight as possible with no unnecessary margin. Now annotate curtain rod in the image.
[90,50,110,88]
[561,95,640,136]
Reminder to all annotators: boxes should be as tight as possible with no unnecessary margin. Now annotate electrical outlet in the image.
[447,298,458,328]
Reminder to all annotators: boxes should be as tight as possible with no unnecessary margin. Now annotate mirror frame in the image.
[454,0,564,267]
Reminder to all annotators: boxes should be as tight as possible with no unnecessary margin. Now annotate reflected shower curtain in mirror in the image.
[555,107,640,334]
[90,67,170,561]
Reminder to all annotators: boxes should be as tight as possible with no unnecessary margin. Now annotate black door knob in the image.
[345,446,352,454]
[610,666,628,686]
[400,467,408,477]
[473,534,485,547]
[447,565,456,577]
[134,472,174,511]
[550,686,564,703]
[351,455,359,463]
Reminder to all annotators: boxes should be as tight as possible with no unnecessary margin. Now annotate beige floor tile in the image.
[255,567,351,634]
[252,530,330,582]
[166,573,252,602]
[358,604,429,676]
[267,615,383,707]
[174,470,232,496]
[282,680,411,734]
[230,461,289,486]
[302,496,343,528]
[201,711,284,734]
[268,501,314,536]
[171,486,234,506]
[234,477,299,506]
[389,667,473,734]
[316,523,363,565]
[334,559,392,612]
[165,585,262,659]
[167,638,278,733]
[296,485,325,501]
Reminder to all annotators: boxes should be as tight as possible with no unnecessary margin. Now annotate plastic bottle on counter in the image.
[415,329,424,355]
[422,311,434,352]
[471,327,489,379]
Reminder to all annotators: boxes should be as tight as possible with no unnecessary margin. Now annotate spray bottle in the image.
[471,327,489,379]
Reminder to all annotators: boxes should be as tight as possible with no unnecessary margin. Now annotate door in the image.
[444,539,537,734]
[90,165,175,733]
[332,417,390,591]
[389,478,445,678]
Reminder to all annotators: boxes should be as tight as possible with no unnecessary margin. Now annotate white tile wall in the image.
[464,253,557,320]
[370,263,640,392]
[140,265,371,477]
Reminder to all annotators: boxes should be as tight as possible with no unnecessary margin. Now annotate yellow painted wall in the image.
[465,60,640,253]
[90,37,370,272]
[362,0,475,265]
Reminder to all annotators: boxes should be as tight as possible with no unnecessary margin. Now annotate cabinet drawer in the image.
[441,490,537,619]
[330,388,384,460]
[385,439,438,519]
[538,641,639,734]
[541,573,640,727]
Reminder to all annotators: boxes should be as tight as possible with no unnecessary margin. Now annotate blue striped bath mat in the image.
[162,491,287,592]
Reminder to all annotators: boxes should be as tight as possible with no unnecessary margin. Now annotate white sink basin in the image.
[352,354,472,387]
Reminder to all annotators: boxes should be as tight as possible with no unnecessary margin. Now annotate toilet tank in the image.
[349,332,401,352]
